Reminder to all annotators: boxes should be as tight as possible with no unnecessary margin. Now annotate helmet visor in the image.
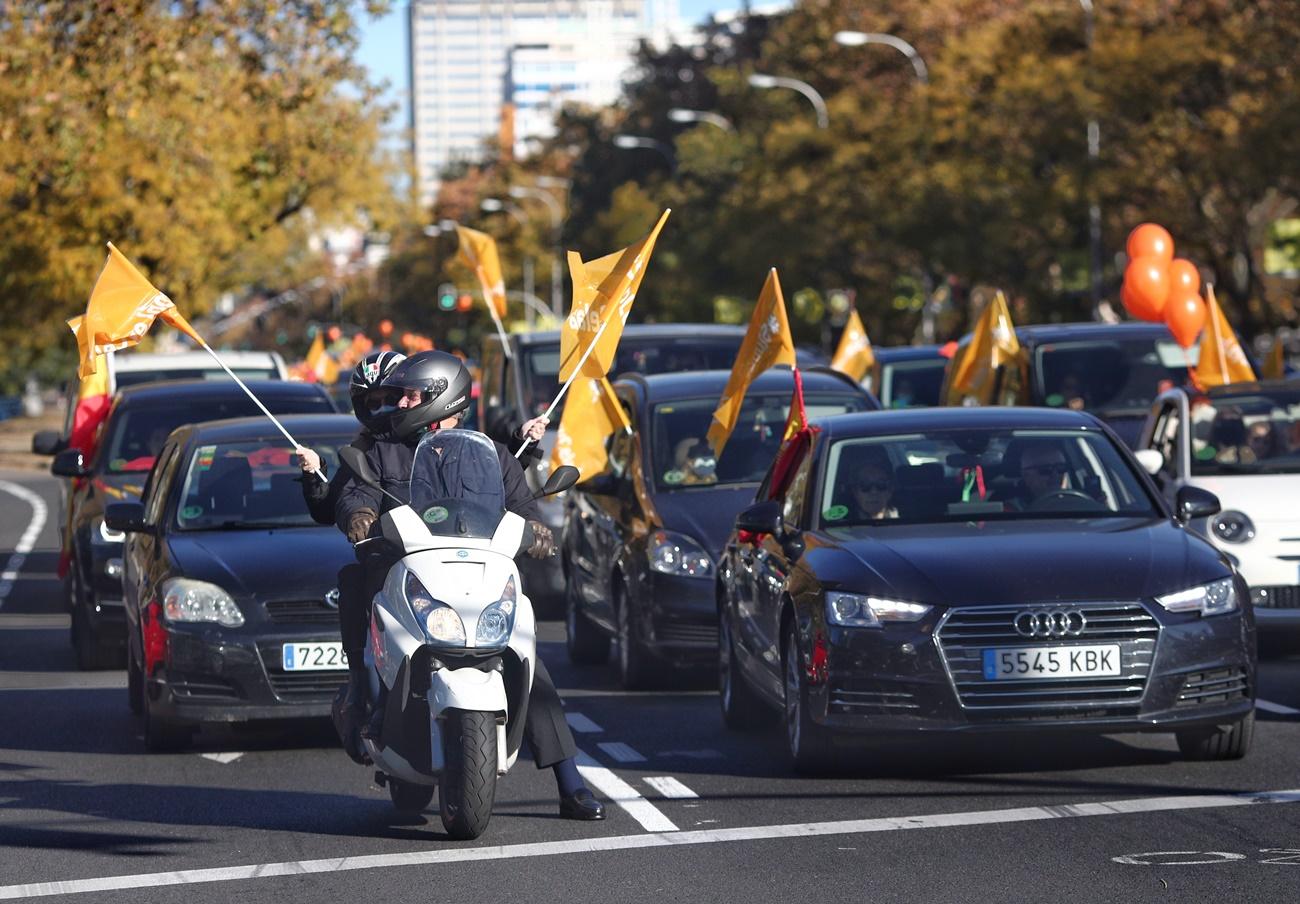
[365,386,429,417]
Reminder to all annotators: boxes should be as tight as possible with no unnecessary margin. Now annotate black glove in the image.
[526,521,555,559]
[347,509,377,545]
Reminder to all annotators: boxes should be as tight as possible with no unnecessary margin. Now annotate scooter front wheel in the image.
[438,709,498,840]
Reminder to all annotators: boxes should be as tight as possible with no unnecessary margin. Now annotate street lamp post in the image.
[509,185,565,317]
[1079,0,1104,321]
[747,73,829,129]
[832,31,929,83]
[667,108,735,132]
[612,134,677,171]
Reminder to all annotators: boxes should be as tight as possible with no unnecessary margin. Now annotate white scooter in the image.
[339,430,578,839]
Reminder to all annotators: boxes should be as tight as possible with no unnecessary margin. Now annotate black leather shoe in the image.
[559,789,605,821]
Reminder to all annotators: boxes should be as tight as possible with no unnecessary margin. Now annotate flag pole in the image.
[485,296,513,360]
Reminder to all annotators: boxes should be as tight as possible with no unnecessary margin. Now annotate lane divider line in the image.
[1256,699,1300,716]
[564,712,603,733]
[575,750,678,834]
[4,788,1298,900]
[643,776,698,799]
[596,741,646,763]
[0,481,48,611]
[199,752,245,764]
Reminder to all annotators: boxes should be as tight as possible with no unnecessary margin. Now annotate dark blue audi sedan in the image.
[718,407,1256,771]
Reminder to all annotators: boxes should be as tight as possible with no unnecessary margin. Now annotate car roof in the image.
[169,414,359,446]
[114,378,328,406]
[617,367,870,405]
[111,350,283,371]
[815,405,1103,437]
[488,323,747,349]
[872,344,945,363]
[1012,321,1172,345]
[1205,379,1300,398]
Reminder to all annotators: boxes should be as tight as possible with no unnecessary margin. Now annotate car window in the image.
[1034,339,1194,413]
[173,438,347,530]
[651,391,871,491]
[98,394,333,474]
[1188,389,1300,475]
[781,450,815,529]
[880,358,946,408]
[143,443,181,526]
[818,427,1158,527]
[1151,403,1181,481]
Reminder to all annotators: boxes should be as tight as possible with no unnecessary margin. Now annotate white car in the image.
[1137,380,1300,629]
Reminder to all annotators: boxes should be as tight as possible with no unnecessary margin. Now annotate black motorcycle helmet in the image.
[349,350,406,432]
[370,350,473,442]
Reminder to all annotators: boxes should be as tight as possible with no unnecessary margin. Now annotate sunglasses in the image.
[854,480,891,493]
[1025,463,1069,477]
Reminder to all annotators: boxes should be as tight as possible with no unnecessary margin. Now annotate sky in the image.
[355,1,748,130]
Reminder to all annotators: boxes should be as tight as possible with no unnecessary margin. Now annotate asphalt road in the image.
[2,469,1299,903]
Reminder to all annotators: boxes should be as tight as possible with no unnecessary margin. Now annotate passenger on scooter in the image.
[334,350,605,821]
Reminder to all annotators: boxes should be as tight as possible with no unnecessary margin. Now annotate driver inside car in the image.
[333,350,605,821]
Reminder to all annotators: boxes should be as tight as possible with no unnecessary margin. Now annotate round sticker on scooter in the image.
[423,506,449,524]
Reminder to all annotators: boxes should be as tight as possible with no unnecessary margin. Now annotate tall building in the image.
[408,0,679,207]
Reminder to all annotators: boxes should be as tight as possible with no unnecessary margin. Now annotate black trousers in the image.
[339,558,577,770]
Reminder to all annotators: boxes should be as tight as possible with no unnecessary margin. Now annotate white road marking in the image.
[1256,699,1300,716]
[597,741,646,763]
[575,750,678,834]
[643,776,698,799]
[564,712,603,733]
[1113,851,1247,866]
[199,752,244,764]
[0,481,48,611]
[4,789,1299,900]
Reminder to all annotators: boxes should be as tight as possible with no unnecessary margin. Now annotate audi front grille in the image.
[935,602,1159,716]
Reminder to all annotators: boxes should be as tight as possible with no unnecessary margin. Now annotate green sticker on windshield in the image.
[196,445,216,470]
[1044,393,1065,407]
[824,504,849,521]
[423,506,449,524]
[1196,445,1217,460]
[110,458,127,471]
[181,505,203,520]
[662,470,685,485]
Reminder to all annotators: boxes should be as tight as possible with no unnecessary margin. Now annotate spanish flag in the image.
[1194,285,1257,388]
[67,357,110,458]
[830,309,875,382]
[781,366,807,443]
[560,209,671,382]
[945,290,1022,406]
[549,374,632,479]
[455,225,508,320]
[68,243,203,378]
[706,268,797,458]
[304,332,339,384]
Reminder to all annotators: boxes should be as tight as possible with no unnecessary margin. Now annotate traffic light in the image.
[455,293,473,313]
[438,282,456,312]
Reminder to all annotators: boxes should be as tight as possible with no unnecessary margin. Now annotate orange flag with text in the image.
[945,290,1022,406]
[549,374,632,479]
[830,309,875,382]
[1194,286,1257,389]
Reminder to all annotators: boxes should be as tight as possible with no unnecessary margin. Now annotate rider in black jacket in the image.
[333,350,604,821]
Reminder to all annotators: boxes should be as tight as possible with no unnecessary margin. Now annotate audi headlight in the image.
[1155,577,1238,616]
[649,530,714,578]
[405,572,466,645]
[476,576,517,647]
[161,578,244,628]
[1211,511,1255,544]
[826,591,931,628]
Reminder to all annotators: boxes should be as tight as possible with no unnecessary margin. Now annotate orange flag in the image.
[830,309,875,382]
[455,225,508,320]
[560,209,671,382]
[706,268,797,458]
[1194,286,1256,389]
[68,243,203,377]
[549,374,632,479]
[304,332,339,384]
[945,290,1022,406]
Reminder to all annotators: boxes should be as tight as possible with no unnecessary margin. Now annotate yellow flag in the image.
[1262,338,1286,381]
[945,290,1022,406]
[830,309,875,382]
[305,332,339,384]
[706,268,797,458]
[1194,286,1257,389]
[560,209,671,382]
[68,243,204,377]
[455,225,508,320]
[549,374,632,479]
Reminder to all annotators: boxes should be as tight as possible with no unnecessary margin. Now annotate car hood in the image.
[167,528,355,600]
[1191,474,1300,524]
[815,518,1230,606]
[654,485,759,557]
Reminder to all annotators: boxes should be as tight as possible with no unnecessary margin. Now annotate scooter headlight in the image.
[476,576,517,647]
[404,572,466,646]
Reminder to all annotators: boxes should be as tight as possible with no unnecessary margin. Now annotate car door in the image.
[124,441,181,661]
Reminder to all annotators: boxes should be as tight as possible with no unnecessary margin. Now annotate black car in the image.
[940,322,1204,447]
[718,407,1255,771]
[563,367,877,688]
[47,379,336,669]
[108,414,359,750]
[864,345,947,409]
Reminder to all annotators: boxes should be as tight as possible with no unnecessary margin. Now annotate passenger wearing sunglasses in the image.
[1009,442,1071,510]
[848,461,898,520]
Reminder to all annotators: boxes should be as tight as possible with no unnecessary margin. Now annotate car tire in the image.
[615,581,654,691]
[782,620,833,774]
[719,612,767,731]
[70,577,119,671]
[565,577,609,665]
[140,674,192,753]
[127,646,143,716]
[1175,711,1254,761]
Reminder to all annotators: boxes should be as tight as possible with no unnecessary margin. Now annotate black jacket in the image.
[300,431,376,525]
[334,430,541,532]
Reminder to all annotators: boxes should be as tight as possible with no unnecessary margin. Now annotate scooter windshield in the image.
[409,429,507,539]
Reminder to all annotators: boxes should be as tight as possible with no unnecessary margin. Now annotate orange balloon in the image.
[1169,258,1200,295]
[1122,256,1171,321]
[1127,223,1175,262]
[1164,291,1207,349]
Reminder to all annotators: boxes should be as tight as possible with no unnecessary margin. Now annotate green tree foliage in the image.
[0,1,399,391]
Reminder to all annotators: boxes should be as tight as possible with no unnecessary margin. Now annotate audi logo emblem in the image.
[1013,609,1087,638]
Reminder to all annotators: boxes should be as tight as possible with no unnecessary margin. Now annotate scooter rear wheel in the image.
[439,709,497,840]
[388,777,435,814]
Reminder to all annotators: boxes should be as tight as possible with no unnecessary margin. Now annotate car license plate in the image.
[282,642,348,671]
[981,644,1121,680]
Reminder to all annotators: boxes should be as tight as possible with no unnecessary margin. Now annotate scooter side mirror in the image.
[538,465,580,498]
[340,446,381,489]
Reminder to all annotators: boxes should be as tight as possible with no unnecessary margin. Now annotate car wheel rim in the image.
[784,641,801,753]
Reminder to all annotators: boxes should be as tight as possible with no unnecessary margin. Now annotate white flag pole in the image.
[484,295,513,360]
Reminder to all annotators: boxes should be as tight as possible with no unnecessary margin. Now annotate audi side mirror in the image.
[51,448,89,478]
[104,501,150,535]
[736,500,783,541]
[1175,485,1220,524]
